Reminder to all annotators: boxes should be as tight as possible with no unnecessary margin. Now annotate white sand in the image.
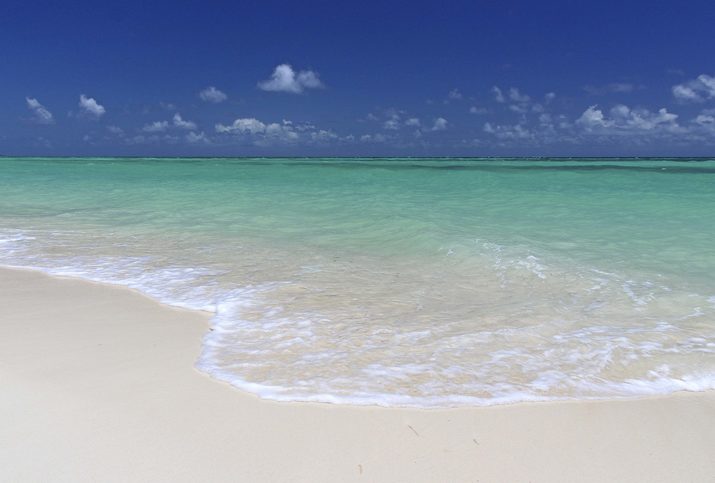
[1,267,714,482]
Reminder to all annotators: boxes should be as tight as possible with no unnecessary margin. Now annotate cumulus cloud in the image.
[483,122,534,140]
[310,129,339,143]
[199,86,228,103]
[125,133,182,145]
[186,131,210,143]
[172,113,197,130]
[491,86,545,114]
[363,109,412,131]
[141,114,197,134]
[576,105,612,129]
[508,88,530,103]
[673,84,700,101]
[672,74,715,102]
[469,106,488,114]
[216,118,267,135]
[107,125,124,136]
[577,104,680,133]
[78,94,106,119]
[694,113,715,126]
[142,121,169,133]
[383,118,400,130]
[25,97,54,124]
[215,117,300,144]
[491,86,505,103]
[612,105,679,130]
[493,85,533,106]
[431,117,448,131]
[360,133,388,143]
[215,117,349,146]
[448,88,463,100]
[258,64,324,93]
[481,111,576,146]
[481,99,690,147]
[380,110,403,130]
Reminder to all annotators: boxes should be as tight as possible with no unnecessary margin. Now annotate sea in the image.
[1,157,714,407]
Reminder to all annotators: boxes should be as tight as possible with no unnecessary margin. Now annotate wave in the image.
[2,227,715,408]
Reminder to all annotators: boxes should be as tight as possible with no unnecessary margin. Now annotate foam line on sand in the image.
[1,267,714,482]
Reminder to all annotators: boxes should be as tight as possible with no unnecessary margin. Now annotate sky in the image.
[2,0,715,157]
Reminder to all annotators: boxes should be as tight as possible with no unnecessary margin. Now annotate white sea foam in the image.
[2,227,715,408]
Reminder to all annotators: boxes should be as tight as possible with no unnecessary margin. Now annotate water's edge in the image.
[2,261,711,409]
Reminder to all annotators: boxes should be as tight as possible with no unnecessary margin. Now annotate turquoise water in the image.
[1,157,714,406]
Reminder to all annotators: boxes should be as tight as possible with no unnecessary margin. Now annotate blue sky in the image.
[2,0,715,156]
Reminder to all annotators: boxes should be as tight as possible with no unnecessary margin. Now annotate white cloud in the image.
[673,84,700,101]
[199,86,227,103]
[78,94,106,119]
[126,133,181,145]
[480,97,707,147]
[172,113,197,130]
[107,125,124,136]
[469,106,488,114]
[263,122,300,142]
[448,88,463,100]
[576,105,612,129]
[159,102,177,111]
[405,117,421,126]
[360,133,388,143]
[258,64,324,93]
[611,105,678,130]
[431,117,448,131]
[538,113,553,126]
[672,74,715,102]
[310,130,339,143]
[215,117,331,145]
[483,122,534,140]
[186,131,210,143]
[508,88,530,103]
[141,114,197,133]
[381,110,402,130]
[509,104,529,114]
[544,92,556,103]
[491,86,505,103]
[383,118,400,130]
[492,86,537,113]
[694,113,715,126]
[142,121,169,133]
[216,118,266,135]
[296,70,323,88]
[577,104,680,133]
[25,97,54,124]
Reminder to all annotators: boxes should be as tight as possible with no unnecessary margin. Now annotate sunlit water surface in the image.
[1,157,714,406]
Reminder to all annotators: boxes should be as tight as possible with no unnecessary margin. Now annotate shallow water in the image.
[1,157,714,406]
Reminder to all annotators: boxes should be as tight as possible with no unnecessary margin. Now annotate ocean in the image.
[1,157,714,407]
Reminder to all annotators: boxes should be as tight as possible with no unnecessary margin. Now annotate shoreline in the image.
[1,266,714,481]
[4,263,711,410]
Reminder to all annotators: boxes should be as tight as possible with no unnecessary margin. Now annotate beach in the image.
[5,0,715,478]
[2,267,714,482]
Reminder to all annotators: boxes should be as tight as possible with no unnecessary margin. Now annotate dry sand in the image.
[1,267,714,482]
